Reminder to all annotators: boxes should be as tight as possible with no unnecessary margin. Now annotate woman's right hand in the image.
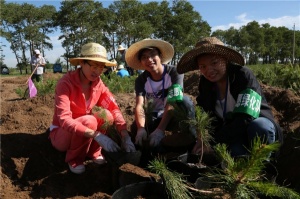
[94,132,120,152]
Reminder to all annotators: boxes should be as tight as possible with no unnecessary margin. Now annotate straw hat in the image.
[118,45,126,51]
[177,37,245,74]
[70,43,117,67]
[125,38,174,70]
[117,64,124,70]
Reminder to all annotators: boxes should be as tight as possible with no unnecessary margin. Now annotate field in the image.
[1,71,300,198]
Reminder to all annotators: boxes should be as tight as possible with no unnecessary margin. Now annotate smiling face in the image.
[197,54,227,83]
[139,48,163,74]
[80,60,105,81]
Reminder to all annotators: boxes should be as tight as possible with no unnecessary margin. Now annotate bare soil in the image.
[1,71,300,198]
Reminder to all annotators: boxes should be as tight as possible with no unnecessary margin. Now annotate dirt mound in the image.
[1,71,300,198]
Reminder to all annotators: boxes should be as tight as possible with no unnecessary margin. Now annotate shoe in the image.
[68,162,85,174]
[93,156,107,165]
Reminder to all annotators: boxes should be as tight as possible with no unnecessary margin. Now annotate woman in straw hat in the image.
[49,43,136,174]
[118,44,134,75]
[126,38,196,150]
[177,37,282,157]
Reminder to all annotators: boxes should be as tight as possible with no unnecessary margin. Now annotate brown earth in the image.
[1,71,300,198]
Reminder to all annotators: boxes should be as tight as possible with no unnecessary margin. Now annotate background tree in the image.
[1,0,299,72]
[1,1,55,73]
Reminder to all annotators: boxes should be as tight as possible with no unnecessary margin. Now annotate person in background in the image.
[49,42,136,174]
[116,64,130,78]
[177,37,283,157]
[125,38,196,150]
[103,59,117,79]
[30,49,46,82]
[118,45,134,76]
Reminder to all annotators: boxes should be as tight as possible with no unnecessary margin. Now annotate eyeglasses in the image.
[85,61,105,71]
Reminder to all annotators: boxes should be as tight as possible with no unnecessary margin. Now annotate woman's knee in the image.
[247,117,276,144]
[77,115,98,130]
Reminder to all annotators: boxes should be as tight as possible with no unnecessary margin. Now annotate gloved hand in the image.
[94,132,120,152]
[149,128,165,147]
[135,127,148,146]
[121,130,136,152]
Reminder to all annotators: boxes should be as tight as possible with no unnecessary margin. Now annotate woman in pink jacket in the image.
[49,43,136,174]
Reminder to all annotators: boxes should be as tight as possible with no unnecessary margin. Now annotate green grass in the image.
[249,64,300,95]
[11,64,299,98]
[100,72,136,93]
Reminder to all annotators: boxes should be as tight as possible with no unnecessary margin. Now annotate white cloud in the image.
[212,14,300,32]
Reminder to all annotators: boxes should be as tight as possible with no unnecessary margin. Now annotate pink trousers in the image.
[49,109,113,164]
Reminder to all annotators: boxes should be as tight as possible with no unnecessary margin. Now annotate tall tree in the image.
[168,0,210,64]
[55,0,107,70]
[1,1,55,73]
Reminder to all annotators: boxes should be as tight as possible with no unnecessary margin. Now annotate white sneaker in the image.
[93,156,107,165]
[68,163,85,174]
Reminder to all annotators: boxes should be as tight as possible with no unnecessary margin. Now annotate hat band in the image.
[80,54,106,59]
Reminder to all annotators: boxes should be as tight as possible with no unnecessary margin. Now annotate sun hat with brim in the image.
[117,64,124,70]
[125,38,174,70]
[177,37,245,74]
[70,43,117,67]
[118,45,126,51]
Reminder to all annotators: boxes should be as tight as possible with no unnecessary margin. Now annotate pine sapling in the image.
[148,158,192,199]
[208,137,300,199]
[190,106,214,166]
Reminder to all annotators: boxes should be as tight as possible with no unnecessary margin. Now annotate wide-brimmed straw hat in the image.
[177,37,245,74]
[125,38,174,70]
[118,45,126,51]
[117,64,124,70]
[70,43,117,67]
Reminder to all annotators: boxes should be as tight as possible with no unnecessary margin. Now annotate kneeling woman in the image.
[49,43,135,174]
[177,37,282,157]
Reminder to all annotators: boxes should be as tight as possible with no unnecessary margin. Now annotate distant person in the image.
[125,38,196,149]
[116,64,130,78]
[176,37,283,157]
[49,42,136,174]
[118,45,134,76]
[30,49,46,82]
[103,59,117,79]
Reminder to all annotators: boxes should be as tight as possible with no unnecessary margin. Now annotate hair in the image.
[138,47,161,61]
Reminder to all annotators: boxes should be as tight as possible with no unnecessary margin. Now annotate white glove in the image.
[135,127,148,146]
[94,132,120,152]
[121,131,136,152]
[149,129,165,147]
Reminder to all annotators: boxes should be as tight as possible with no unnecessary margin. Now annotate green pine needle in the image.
[148,158,192,199]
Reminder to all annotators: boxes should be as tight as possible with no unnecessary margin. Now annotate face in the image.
[139,48,162,72]
[80,60,105,81]
[197,54,227,83]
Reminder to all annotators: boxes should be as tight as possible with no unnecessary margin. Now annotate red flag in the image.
[28,79,37,98]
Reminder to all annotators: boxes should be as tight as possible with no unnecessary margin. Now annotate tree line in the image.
[1,0,299,73]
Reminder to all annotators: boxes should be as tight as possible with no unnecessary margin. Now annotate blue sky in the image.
[1,0,299,68]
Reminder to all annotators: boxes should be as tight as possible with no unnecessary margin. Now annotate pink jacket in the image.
[51,69,127,136]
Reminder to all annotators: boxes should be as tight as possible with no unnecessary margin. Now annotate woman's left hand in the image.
[121,130,136,152]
